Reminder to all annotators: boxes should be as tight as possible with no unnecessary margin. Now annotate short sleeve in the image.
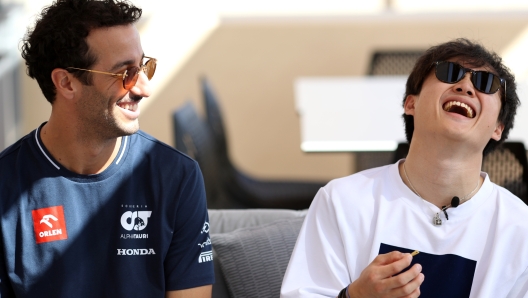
[281,187,351,297]
[164,161,215,290]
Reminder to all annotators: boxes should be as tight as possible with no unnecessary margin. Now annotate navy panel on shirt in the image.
[379,243,476,298]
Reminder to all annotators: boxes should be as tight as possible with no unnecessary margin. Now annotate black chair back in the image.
[201,77,229,164]
[172,101,222,208]
[482,142,528,203]
[199,77,325,209]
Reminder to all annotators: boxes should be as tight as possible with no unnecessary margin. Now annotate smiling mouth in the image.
[116,101,139,112]
[443,101,475,118]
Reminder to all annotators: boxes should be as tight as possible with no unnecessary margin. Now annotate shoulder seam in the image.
[0,133,32,161]
[135,131,196,162]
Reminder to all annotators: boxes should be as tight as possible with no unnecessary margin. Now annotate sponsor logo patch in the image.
[201,221,209,234]
[198,251,213,263]
[32,206,68,244]
[120,234,148,239]
[117,248,156,255]
[120,211,152,231]
[120,210,152,240]
[198,237,211,248]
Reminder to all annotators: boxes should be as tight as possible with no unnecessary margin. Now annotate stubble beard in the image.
[78,86,140,141]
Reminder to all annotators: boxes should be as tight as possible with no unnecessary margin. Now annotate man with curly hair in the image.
[0,0,214,296]
[282,39,528,297]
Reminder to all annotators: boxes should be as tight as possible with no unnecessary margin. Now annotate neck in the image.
[399,141,483,208]
[40,120,122,175]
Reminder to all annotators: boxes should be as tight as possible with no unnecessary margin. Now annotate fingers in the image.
[374,251,409,266]
[372,252,413,278]
[390,270,424,298]
[349,251,424,298]
[374,252,424,296]
[383,263,424,291]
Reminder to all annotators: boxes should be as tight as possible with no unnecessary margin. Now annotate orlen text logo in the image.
[32,206,68,244]
[121,211,152,231]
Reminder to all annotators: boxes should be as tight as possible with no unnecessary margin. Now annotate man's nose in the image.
[129,71,152,98]
[453,73,475,96]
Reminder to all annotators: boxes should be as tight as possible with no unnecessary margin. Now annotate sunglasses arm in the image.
[66,67,125,78]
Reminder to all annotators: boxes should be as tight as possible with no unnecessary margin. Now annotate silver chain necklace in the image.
[402,161,480,226]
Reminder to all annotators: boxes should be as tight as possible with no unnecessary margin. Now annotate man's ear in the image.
[491,122,505,141]
[403,95,416,116]
[51,68,76,100]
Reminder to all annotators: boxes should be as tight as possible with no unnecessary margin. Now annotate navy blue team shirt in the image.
[0,124,214,297]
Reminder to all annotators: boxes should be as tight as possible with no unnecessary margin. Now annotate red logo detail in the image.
[32,206,68,244]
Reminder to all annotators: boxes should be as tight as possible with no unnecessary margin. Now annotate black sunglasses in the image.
[434,61,506,96]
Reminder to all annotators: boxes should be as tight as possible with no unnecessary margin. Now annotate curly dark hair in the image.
[403,38,519,155]
[20,0,142,103]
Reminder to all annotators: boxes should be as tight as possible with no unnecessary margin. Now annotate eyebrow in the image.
[109,54,145,72]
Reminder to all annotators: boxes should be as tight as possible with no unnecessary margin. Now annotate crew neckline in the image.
[34,123,129,182]
[392,159,493,224]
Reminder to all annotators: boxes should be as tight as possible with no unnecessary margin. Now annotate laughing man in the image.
[281,38,528,297]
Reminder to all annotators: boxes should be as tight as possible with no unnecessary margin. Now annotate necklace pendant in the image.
[433,213,442,226]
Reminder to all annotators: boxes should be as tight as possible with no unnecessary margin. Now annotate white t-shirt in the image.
[281,161,528,298]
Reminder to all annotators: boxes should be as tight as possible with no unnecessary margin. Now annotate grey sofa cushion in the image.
[208,209,307,234]
[211,217,304,298]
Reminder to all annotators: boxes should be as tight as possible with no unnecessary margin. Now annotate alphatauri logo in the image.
[120,211,152,231]
[32,206,68,244]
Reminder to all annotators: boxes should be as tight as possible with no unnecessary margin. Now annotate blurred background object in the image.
[4,0,528,206]
[0,2,23,151]
[173,79,325,209]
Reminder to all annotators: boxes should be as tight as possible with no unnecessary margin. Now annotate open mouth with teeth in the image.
[443,101,475,118]
[116,101,139,112]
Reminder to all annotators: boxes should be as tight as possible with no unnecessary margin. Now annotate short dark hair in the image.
[403,38,519,155]
[21,0,142,103]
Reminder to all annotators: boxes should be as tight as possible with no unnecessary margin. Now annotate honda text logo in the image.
[117,248,156,256]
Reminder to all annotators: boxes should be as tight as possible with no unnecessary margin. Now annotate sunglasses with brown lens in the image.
[67,56,157,90]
